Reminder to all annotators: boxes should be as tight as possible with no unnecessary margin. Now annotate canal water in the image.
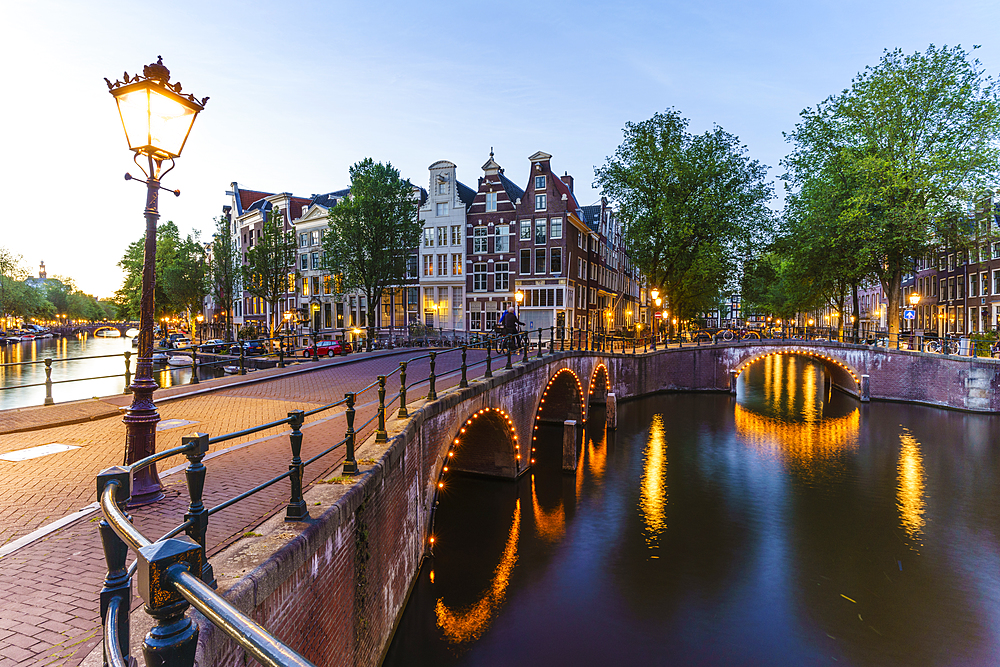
[383,354,1000,666]
[0,335,223,411]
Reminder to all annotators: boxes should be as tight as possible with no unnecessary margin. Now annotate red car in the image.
[302,340,352,357]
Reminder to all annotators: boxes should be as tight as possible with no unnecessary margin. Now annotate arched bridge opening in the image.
[445,407,522,480]
[587,363,610,410]
[733,350,861,397]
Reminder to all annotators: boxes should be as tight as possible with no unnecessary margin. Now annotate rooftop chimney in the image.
[561,172,574,193]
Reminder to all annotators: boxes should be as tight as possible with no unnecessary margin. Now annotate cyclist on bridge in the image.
[499,306,524,349]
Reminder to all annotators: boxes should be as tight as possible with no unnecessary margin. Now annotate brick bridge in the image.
[196,340,1000,666]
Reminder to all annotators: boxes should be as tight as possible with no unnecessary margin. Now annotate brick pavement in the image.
[0,346,486,667]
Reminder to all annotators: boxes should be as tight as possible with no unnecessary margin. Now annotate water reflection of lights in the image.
[640,414,667,546]
[734,404,859,472]
[531,475,565,543]
[897,430,926,548]
[434,499,520,644]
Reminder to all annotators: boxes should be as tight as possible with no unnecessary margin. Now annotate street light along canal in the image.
[384,354,1000,667]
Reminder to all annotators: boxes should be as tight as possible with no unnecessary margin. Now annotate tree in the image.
[208,215,239,339]
[162,232,208,335]
[595,109,774,333]
[115,221,185,320]
[0,248,27,326]
[241,207,295,338]
[323,158,421,350]
[784,45,1000,334]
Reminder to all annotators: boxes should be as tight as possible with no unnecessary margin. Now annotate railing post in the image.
[569,327,574,351]
[549,326,554,355]
[285,412,309,521]
[343,392,359,475]
[376,376,388,443]
[97,467,132,667]
[397,361,408,418]
[124,351,132,395]
[505,335,514,370]
[137,539,202,667]
[43,358,54,406]
[461,346,470,386]
[239,345,246,375]
[485,341,493,378]
[278,335,285,368]
[428,351,438,399]
[522,331,530,363]
[181,433,215,585]
[537,330,543,358]
[189,347,199,384]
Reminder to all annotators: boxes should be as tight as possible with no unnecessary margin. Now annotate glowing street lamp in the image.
[107,57,206,505]
[909,292,921,306]
[515,290,524,316]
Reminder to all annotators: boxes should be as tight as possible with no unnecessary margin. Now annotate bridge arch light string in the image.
[588,363,611,402]
[732,351,860,390]
[430,407,519,548]
[534,368,588,444]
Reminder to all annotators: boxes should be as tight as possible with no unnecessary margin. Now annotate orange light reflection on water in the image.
[434,499,521,644]
[897,430,926,549]
[640,414,667,546]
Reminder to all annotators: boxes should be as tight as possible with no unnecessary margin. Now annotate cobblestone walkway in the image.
[0,347,484,667]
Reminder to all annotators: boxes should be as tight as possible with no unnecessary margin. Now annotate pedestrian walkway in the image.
[0,347,482,667]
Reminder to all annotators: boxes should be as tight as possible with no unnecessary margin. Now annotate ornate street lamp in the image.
[195,313,204,343]
[106,57,207,505]
[515,290,524,317]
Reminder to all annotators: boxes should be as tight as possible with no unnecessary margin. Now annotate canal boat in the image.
[166,354,193,366]
[151,351,169,363]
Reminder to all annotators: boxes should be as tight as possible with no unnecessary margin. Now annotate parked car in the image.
[302,340,352,357]
[230,340,268,356]
[200,339,228,353]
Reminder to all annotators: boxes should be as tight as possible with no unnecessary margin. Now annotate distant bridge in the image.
[52,322,136,337]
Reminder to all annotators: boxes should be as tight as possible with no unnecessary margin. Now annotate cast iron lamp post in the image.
[106,57,207,505]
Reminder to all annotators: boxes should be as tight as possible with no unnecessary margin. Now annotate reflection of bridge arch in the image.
[732,349,861,394]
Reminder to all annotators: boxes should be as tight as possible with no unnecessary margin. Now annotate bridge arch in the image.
[587,363,611,410]
[444,407,522,481]
[732,348,861,395]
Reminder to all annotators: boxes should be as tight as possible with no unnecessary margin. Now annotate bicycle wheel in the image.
[742,330,761,340]
[722,329,735,342]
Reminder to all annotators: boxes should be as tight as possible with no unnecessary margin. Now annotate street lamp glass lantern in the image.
[909,292,921,306]
[106,57,207,161]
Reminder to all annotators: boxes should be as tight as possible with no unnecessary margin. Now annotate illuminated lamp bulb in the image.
[448,451,454,457]
[429,536,435,544]
[512,435,517,440]
[454,438,460,444]
[443,466,449,472]
[460,428,466,433]
[438,482,444,489]
[531,459,536,464]
[533,437,537,441]
[516,455,521,459]
[532,447,536,452]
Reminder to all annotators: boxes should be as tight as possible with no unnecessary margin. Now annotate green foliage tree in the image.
[208,215,239,340]
[241,208,296,338]
[784,44,1000,334]
[323,158,421,350]
[162,233,207,335]
[595,109,774,332]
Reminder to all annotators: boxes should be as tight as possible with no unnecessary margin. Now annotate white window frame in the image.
[495,225,509,253]
[495,262,509,291]
[535,194,546,211]
[535,175,545,190]
[436,202,448,217]
[550,217,563,239]
[473,263,488,291]
[473,226,488,254]
[486,192,497,212]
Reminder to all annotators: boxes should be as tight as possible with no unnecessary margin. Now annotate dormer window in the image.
[438,182,448,195]
[486,192,497,212]
[535,194,546,211]
[535,175,546,190]
[436,202,448,216]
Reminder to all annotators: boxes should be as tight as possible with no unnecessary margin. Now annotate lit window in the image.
[423,255,434,276]
[452,254,462,275]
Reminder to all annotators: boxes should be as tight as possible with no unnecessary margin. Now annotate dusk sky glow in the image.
[3,0,999,297]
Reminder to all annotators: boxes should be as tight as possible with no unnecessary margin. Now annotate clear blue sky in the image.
[3,0,999,297]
